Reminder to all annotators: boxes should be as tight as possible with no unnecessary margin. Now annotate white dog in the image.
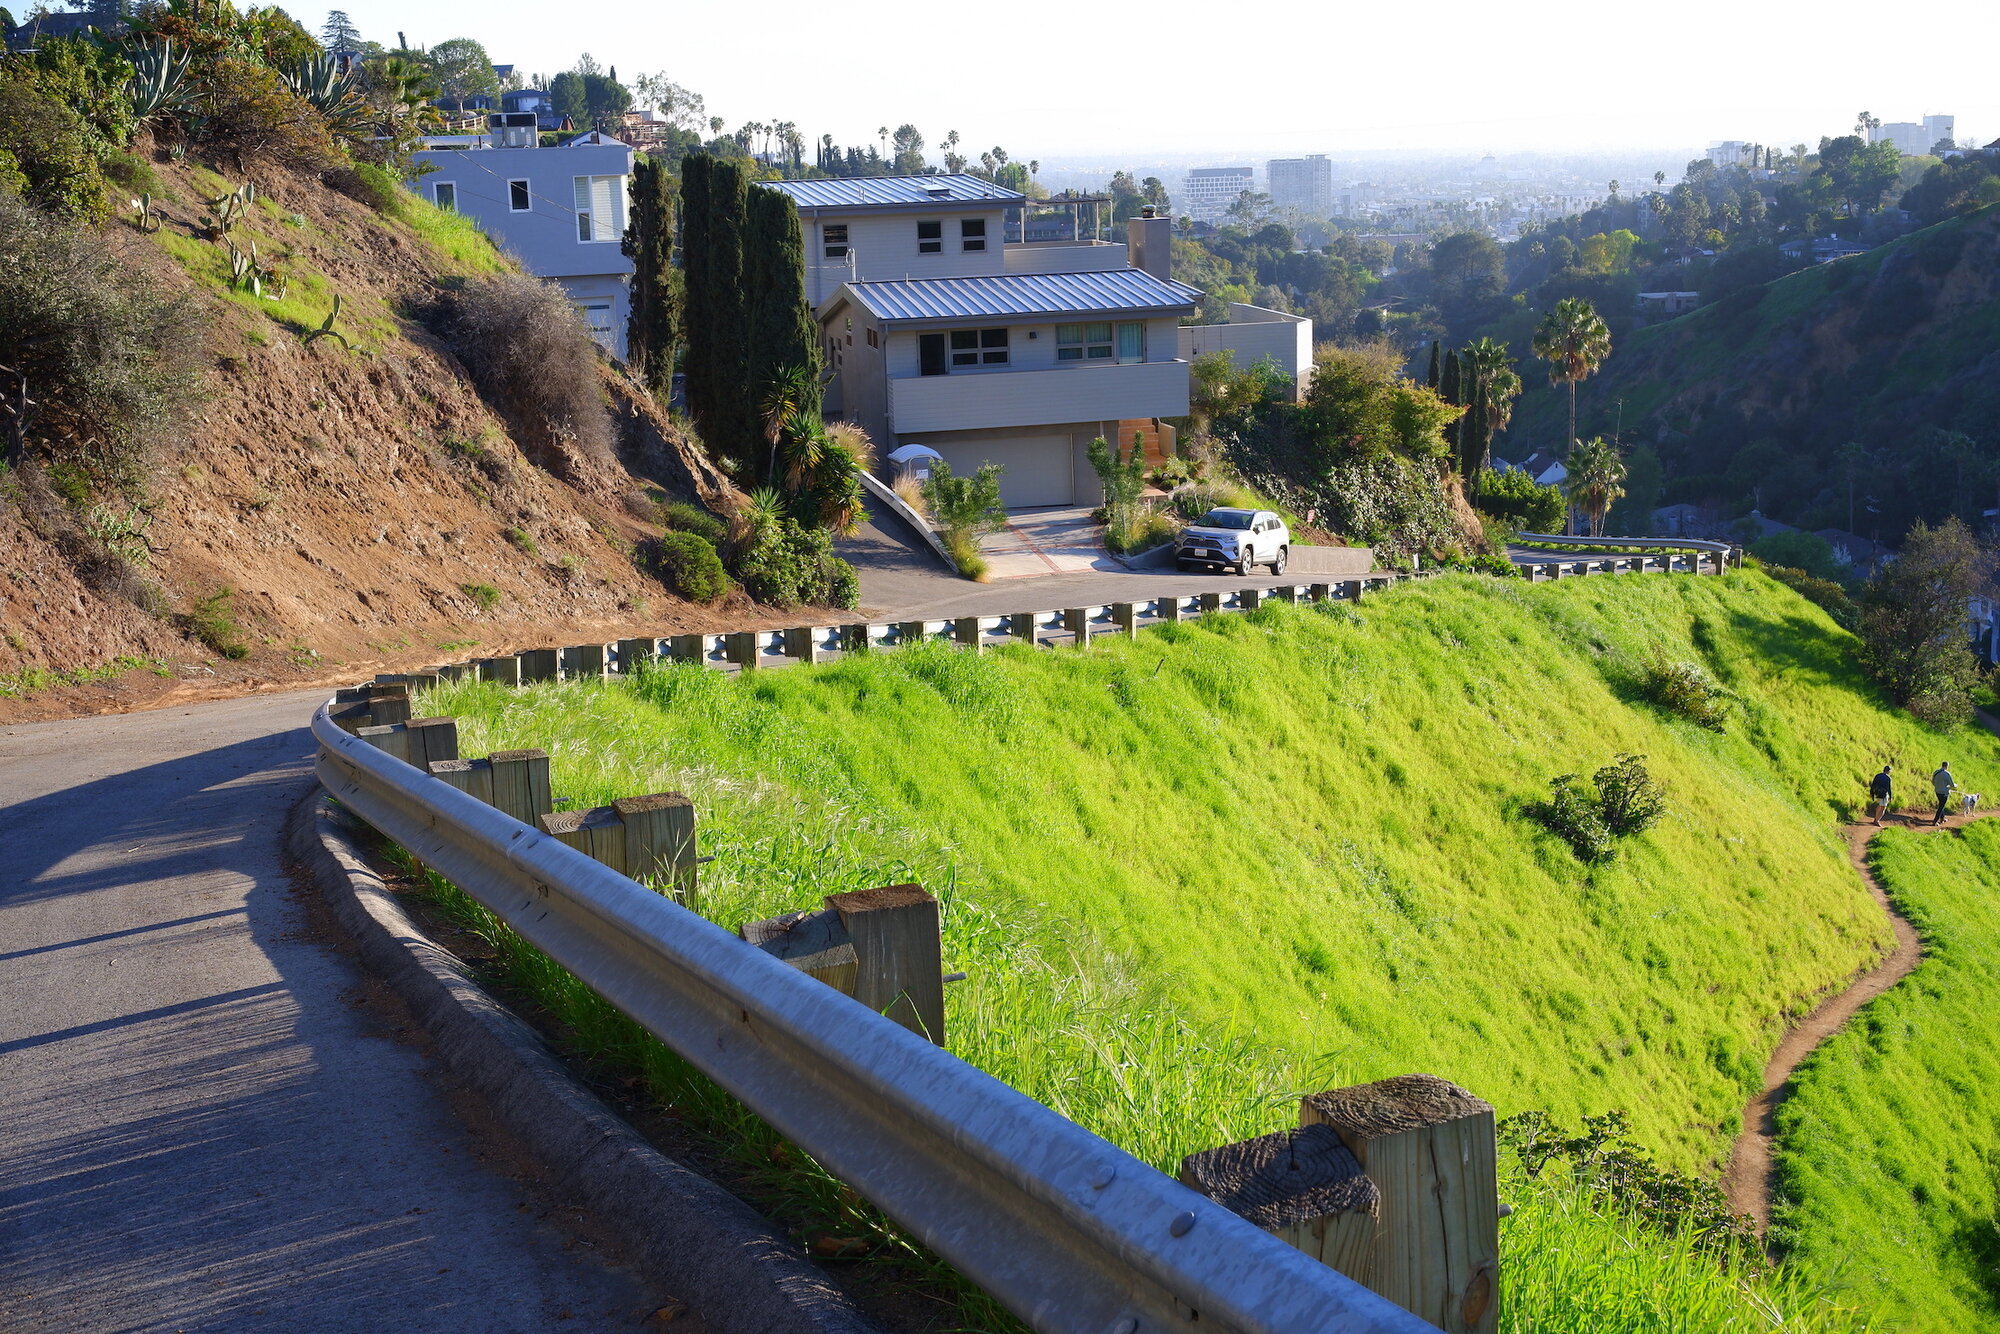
[1962,791,1981,815]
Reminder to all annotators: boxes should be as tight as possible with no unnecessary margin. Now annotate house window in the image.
[919,333,948,376]
[509,179,531,211]
[575,301,614,350]
[949,327,1008,366]
[961,218,986,252]
[572,174,624,243]
[917,220,942,254]
[823,223,848,259]
[866,327,879,348]
[431,181,457,211]
[1056,321,1145,363]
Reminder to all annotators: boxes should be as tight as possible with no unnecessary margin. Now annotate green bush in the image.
[1640,655,1731,730]
[827,557,860,610]
[921,461,1006,579]
[1475,466,1566,533]
[325,160,405,213]
[459,581,502,611]
[645,531,727,603]
[738,519,850,607]
[659,500,728,547]
[189,57,338,170]
[1528,773,1618,863]
[1592,753,1666,837]
[1751,531,1843,583]
[0,78,110,221]
[1764,563,1857,629]
[184,587,250,659]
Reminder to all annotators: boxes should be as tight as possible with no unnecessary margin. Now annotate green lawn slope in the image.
[1773,818,2000,1330]
[431,570,1999,1173]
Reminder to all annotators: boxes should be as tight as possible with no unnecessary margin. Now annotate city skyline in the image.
[323,0,1993,159]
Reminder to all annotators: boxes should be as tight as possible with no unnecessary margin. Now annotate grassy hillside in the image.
[1774,818,2000,1329]
[429,572,1998,1172]
[1510,204,2000,534]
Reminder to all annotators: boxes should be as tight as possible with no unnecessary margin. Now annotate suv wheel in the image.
[1270,546,1288,576]
[1236,547,1256,577]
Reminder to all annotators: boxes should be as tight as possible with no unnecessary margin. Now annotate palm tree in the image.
[1532,297,1612,449]
[1458,337,1521,478]
[1563,437,1627,536]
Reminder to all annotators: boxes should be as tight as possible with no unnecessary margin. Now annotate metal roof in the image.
[837,269,1202,323]
[762,174,1025,210]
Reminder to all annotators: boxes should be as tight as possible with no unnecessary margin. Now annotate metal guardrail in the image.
[1514,532,1739,555]
[312,708,1434,1334]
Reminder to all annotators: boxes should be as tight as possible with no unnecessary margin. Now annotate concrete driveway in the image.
[978,507,1124,580]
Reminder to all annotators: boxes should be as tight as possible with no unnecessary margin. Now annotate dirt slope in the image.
[2,155,771,721]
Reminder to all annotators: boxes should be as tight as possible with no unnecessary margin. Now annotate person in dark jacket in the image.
[1869,765,1893,824]
[1933,762,1957,825]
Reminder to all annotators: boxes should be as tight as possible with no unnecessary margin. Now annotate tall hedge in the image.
[621,152,679,399]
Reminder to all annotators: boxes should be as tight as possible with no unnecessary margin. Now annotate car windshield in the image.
[1199,510,1255,530]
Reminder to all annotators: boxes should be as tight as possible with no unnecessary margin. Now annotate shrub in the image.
[502,525,537,555]
[892,473,928,518]
[738,518,846,606]
[940,529,988,582]
[1475,466,1566,533]
[1527,774,1618,863]
[659,500,728,547]
[827,556,860,610]
[644,531,727,603]
[1750,531,1843,583]
[459,582,502,611]
[0,77,110,221]
[1765,563,1857,629]
[324,160,404,212]
[444,275,613,476]
[1592,753,1667,837]
[0,193,205,496]
[185,587,250,659]
[1640,654,1730,730]
[190,58,338,170]
[921,460,1006,579]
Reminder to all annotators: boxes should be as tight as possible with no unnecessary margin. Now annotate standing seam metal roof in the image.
[839,269,1202,322]
[761,174,1026,209]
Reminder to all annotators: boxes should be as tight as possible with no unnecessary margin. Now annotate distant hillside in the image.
[1511,205,2000,537]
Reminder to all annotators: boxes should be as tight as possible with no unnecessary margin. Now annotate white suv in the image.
[1176,508,1289,576]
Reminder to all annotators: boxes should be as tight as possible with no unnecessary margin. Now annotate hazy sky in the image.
[326,0,1994,159]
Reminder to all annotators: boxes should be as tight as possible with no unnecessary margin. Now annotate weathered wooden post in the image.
[561,643,608,680]
[517,647,559,683]
[664,632,705,664]
[431,662,473,682]
[725,631,760,669]
[954,616,984,651]
[615,638,657,673]
[1179,1123,1380,1284]
[486,748,553,825]
[429,756,494,805]
[357,715,459,769]
[1198,590,1223,613]
[331,684,410,733]
[1155,594,1183,624]
[1301,1075,1499,1334]
[538,792,697,902]
[1110,602,1138,639]
[1307,582,1333,603]
[1241,587,1265,611]
[741,908,857,993]
[784,626,830,664]
[826,884,946,1045]
[1008,611,1039,646]
[1062,607,1090,647]
[477,655,522,685]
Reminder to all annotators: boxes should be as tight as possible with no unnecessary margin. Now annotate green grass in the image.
[1772,818,2000,1329]
[413,570,1993,1328]
[0,655,170,697]
[390,192,512,275]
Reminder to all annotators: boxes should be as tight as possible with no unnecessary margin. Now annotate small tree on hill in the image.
[1532,296,1611,448]
[319,9,362,51]
[1858,517,1990,726]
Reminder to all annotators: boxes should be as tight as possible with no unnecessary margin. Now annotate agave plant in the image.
[124,39,193,124]
[282,51,369,134]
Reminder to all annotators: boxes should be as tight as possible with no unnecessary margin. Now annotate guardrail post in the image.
[615,637,656,673]
[954,616,984,651]
[1111,602,1137,639]
[1179,1124,1379,1290]
[1062,607,1089,647]
[1241,587,1265,611]
[428,756,493,804]
[741,908,858,992]
[1155,595,1183,624]
[357,715,459,769]
[616,793,699,904]
[1301,1075,1499,1334]
[478,655,522,685]
[1008,611,1038,645]
[666,632,706,664]
[725,631,760,669]
[1307,583,1332,603]
[432,662,473,682]
[826,884,946,1045]
[516,647,558,683]
[784,625,828,664]
[1198,591,1223,614]
[561,643,608,680]
[331,684,411,733]
[487,748,553,825]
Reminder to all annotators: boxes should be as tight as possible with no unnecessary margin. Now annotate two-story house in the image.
[765,175,1209,508]
[410,119,634,355]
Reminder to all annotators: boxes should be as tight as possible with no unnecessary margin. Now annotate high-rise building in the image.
[1179,166,1255,224]
[1266,155,1333,217]
[1924,114,1956,151]
[1870,115,1955,156]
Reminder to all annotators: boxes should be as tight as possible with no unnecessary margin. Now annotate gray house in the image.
[411,120,634,357]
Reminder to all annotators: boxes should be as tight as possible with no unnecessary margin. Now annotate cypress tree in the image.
[678,153,715,444]
[706,157,752,466]
[1439,345,1464,463]
[744,184,821,485]
[1461,382,1488,480]
[1425,339,1441,391]
[621,153,680,400]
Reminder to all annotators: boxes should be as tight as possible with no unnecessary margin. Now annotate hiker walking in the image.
[1868,764,1893,825]
[1933,761,1957,825]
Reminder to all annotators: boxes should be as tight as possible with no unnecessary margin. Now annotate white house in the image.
[411,117,635,355]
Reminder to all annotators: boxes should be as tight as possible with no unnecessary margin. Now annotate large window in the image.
[431,181,457,212]
[917,220,942,254]
[508,179,531,211]
[572,174,624,243]
[949,327,1008,366]
[822,223,848,259]
[1056,321,1145,363]
[960,218,986,252]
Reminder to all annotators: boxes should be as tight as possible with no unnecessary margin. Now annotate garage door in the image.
[931,436,1073,508]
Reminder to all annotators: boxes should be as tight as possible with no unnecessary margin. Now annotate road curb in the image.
[287,794,882,1334]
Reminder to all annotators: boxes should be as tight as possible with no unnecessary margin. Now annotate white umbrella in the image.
[886,444,942,463]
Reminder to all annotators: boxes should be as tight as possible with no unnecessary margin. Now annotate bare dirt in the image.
[1,153,792,726]
[1723,802,1997,1234]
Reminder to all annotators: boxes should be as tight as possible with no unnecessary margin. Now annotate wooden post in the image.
[1062,607,1089,647]
[615,637,657,673]
[1308,582,1333,603]
[895,619,927,647]
[741,908,858,993]
[1344,578,1364,600]
[358,717,457,767]
[666,632,706,664]
[487,748,553,826]
[613,793,698,904]
[428,756,494,805]
[824,884,945,1045]
[954,616,984,651]
[1241,587,1264,611]
[1008,611,1039,645]
[541,805,628,873]
[725,631,760,669]
[1179,1124,1379,1286]
[1156,595,1183,623]
[432,662,473,682]
[1300,1075,1499,1334]
[478,655,522,685]
[838,623,870,653]
[517,647,559,683]
[1110,602,1138,638]
[561,643,608,679]
[783,626,826,663]
[1198,590,1223,614]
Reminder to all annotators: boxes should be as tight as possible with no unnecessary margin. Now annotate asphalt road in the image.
[0,692,673,1332]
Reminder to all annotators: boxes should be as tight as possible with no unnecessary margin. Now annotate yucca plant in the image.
[124,39,193,124]
[282,51,369,135]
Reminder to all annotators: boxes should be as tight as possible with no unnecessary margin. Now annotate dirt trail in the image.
[1723,800,1996,1233]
